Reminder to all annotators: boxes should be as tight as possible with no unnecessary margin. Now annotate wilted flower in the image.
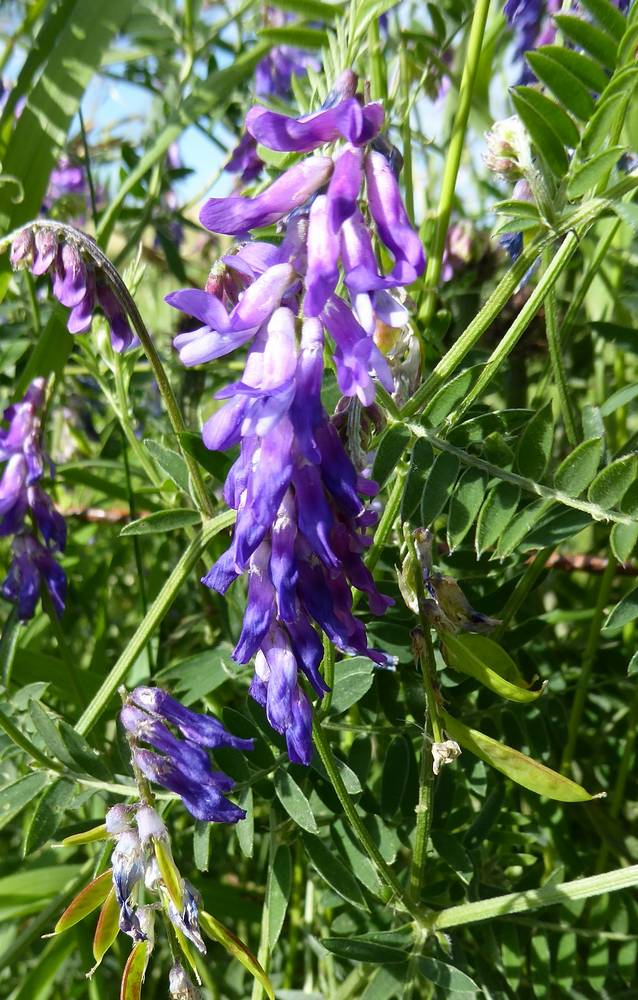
[168,71,419,765]
[120,686,253,822]
[169,962,201,1000]
[8,225,135,351]
[0,378,66,620]
[431,739,462,775]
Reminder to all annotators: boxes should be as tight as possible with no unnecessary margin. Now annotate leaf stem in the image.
[311,717,426,922]
[447,232,580,424]
[430,864,638,930]
[421,0,492,326]
[561,556,616,774]
[75,511,235,736]
[542,248,578,445]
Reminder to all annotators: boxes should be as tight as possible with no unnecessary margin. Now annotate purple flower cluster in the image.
[0,378,66,620]
[10,227,135,352]
[168,71,424,765]
[120,686,253,822]
[504,0,559,83]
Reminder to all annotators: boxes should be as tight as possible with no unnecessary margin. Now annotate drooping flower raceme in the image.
[120,686,253,822]
[0,378,66,620]
[168,71,425,766]
[9,226,135,352]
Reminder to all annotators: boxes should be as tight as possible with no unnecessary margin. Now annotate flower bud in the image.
[136,805,167,845]
[10,229,34,270]
[484,116,531,180]
[32,228,58,276]
[105,803,134,835]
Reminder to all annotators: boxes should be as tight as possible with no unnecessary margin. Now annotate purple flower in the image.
[121,687,252,823]
[8,226,135,352]
[200,156,333,235]
[365,150,426,284]
[245,98,384,153]
[0,379,66,620]
[225,132,264,184]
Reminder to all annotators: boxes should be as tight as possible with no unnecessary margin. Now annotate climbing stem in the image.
[421,0,492,326]
[561,556,617,774]
[312,717,427,922]
[542,247,578,445]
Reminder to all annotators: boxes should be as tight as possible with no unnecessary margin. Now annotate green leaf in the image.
[422,367,481,426]
[475,482,521,557]
[200,910,275,1000]
[120,940,150,1000]
[58,722,109,779]
[579,0,627,40]
[430,831,474,885]
[23,778,76,855]
[587,454,636,508]
[13,311,73,399]
[442,633,545,703]
[514,86,581,147]
[381,737,411,816]
[440,711,597,801]
[600,383,638,415]
[372,424,411,489]
[274,770,318,833]
[516,403,554,482]
[603,585,638,632]
[401,439,433,521]
[420,452,460,527]
[511,91,569,176]
[526,51,596,120]
[567,147,623,198]
[578,89,632,156]
[177,431,233,482]
[554,437,604,495]
[302,834,368,909]
[0,772,48,832]
[259,25,330,47]
[92,888,120,968]
[447,468,487,551]
[418,957,480,993]
[120,508,201,536]
[28,699,75,768]
[321,937,407,964]
[235,786,254,859]
[537,45,609,92]
[610,480,638,563]
[144,439,191,493]
[267,846,292,951]
[554,14,618,68]
[268,0,338,21]
[54,869,113,933]
[193,820,211,872]
[328,657,374,716]
[495,500,548,558]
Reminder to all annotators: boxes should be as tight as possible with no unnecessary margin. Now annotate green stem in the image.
[429,864,638,930]
[312,717,426,922]
[319,636,336,714]
[75,511,235,736]
[399,43,414,225]
[561,556,616,774]
[402,238,544,418]
[0,607,21,687]
[447,232,580,425]
[542,248,578,446]
[596,684,638,871]
[494,545,553,639]
[421,0,492,325]
[405,424,636,527]
[367,19,386,103]
[561,219,621,345]
[363,467,406,577]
